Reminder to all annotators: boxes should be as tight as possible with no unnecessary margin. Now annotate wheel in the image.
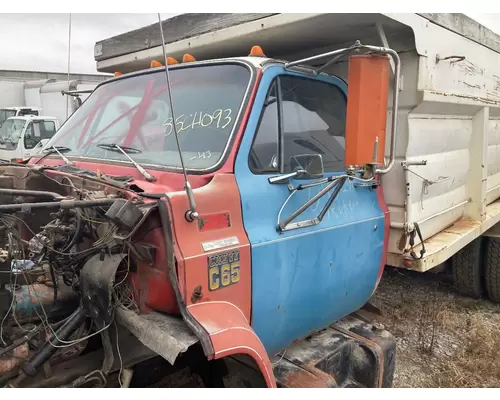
[451,237,485,298]
[485,237,500,303]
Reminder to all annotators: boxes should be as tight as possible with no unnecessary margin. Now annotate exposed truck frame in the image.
[95,13,500,301]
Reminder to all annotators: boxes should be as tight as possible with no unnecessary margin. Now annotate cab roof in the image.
[95,56,282,88]
[0,107,42,111]
[7,115,58,122]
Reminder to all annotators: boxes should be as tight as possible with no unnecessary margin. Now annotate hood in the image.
[32,158,215,195]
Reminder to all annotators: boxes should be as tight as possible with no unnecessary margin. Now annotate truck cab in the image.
[2,46,394,388]
[0,115,59,162]
[0,107,42,127]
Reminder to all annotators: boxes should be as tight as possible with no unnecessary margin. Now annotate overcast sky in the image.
[0,13,174,74]
[0,13,499,75]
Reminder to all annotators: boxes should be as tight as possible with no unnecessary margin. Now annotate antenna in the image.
[157,13,198,222]
[66,13,72,120]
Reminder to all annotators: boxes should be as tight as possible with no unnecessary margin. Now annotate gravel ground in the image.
[126,266,500,388]
[371,267,500,388]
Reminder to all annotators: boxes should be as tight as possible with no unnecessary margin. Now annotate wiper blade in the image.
[34,146,73,165]
[97,143,156,182]
[50,146,73,166]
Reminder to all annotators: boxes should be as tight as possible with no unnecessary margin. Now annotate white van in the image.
[0,115,59,162]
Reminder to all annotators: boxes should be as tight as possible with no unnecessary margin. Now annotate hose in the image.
[0,189,65,200]
[0,316,73,359]
[0,329,40,358]
[0,315,74,387]
[62,209,82,252]
[20,306,86,378]
[0,198,116,212]
[0,368,17,387]
[48,257,58,308]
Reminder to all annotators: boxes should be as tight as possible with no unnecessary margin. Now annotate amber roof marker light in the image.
[182,54,196,63]
[249,45,266,57]
[150,60,163,68]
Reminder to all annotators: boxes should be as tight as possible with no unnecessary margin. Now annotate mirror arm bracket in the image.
[292,177,330,191]
[277,176,347,232]
[269,170,303,185]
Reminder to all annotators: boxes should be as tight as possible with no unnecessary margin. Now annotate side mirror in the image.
[269,153,324,184]
[290,154,324,180]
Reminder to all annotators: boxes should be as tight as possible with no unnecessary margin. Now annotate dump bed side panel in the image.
[395,16,500,265]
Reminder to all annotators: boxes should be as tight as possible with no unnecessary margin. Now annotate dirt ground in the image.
[371,267,500,388]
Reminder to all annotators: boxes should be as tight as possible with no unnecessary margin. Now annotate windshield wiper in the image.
[34,146,73,165]
[97,143,156,182]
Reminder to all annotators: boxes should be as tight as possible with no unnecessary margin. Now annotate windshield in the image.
[0,118,25,149]
[0,110,17,127]
[47,63,252,170]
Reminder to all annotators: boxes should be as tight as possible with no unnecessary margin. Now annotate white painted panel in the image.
[24,87,42,108]
[486,119,500,204]
[0,81,25,107]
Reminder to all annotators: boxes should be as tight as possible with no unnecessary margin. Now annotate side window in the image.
[24,123,37,149]
[23,121,56,149]
[249,82,279,171]
[19,109,38,117]
[281,76,346,173]
[40,121,57,139]
[250,75,347,174]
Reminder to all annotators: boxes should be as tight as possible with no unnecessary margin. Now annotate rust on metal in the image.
[0,343,30,375]
[332,323,385,388]
[281,368,329,388]
[197,212,231,232]
[392,197,500,272]
[354,302,383,322]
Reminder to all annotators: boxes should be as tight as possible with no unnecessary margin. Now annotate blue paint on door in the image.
[234,65,385,355]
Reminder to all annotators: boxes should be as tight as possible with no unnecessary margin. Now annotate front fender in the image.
[187,301,276,388]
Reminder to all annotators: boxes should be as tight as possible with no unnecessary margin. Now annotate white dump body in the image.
[39,80,97,124]
[24,79,56,108]
[94,13,500,271]
[0,81,26,107]
[0,73,106,124]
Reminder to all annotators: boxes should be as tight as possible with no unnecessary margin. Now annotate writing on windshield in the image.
[47,63,252,170]
[164,108,233,136]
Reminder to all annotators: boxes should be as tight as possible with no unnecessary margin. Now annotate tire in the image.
[451,237,485,298]
[485,237,500,303]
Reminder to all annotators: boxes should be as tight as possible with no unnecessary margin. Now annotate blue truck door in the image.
[234,66,386,355]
